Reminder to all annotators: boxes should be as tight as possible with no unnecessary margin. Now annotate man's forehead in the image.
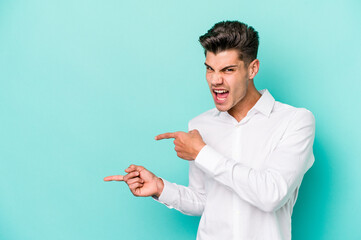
[205,50,244,68]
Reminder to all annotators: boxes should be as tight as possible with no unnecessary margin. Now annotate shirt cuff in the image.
[195,145,251,187]
[194,145,224,176]
[152,178,178,208]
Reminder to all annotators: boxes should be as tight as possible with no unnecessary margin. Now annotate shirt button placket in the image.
[233,123,242,239]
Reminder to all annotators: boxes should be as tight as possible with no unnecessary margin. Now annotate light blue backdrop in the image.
[1,0,360,239]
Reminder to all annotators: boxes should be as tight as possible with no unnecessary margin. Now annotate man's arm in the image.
[104,124,207,216]
[104,164,206,217]
[154,160,206,216]
[156,109,315,212]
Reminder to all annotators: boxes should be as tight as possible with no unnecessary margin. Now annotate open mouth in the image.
[213,89,229,103]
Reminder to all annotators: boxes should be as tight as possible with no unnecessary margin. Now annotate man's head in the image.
[199,21,259,67]
[199,21,261,118]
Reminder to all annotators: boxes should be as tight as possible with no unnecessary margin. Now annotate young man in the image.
[104,21,315,240]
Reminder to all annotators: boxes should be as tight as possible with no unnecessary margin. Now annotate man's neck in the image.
[227,80,261,122]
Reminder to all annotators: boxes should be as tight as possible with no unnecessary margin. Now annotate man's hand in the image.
[155,129,206,160]
[104,165,164,198]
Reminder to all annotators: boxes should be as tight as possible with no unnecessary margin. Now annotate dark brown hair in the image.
[199,21,259,66]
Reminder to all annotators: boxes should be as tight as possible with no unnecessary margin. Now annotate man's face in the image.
[205,49,250,112]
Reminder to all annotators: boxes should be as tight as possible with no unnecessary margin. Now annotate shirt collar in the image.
[216,89,275,121]
[252,89,275,118]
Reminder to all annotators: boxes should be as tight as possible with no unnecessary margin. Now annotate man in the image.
[104,21,315,240]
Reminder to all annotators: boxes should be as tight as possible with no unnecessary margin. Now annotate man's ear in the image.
[248,59,260,79]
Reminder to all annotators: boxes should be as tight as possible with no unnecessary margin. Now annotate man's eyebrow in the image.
[204,63,213,69]
[204,63,238,71]
[220,65,238,71]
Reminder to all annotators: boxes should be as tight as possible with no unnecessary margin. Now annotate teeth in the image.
[214,90,228,93]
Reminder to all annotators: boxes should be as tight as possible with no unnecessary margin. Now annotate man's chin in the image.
[215,104,229,112]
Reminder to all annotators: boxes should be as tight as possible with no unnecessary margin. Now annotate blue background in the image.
[1,0,360,239]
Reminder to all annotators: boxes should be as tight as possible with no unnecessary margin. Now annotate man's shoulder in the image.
[273,101,315,128]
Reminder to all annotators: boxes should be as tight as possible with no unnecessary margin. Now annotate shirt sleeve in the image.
[152,122,207,216]
[194,109,315,213]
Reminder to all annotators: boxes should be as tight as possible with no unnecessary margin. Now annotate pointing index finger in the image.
[103,175,124,181]
[155,132,177,140]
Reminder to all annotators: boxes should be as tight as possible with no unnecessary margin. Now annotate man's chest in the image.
[196,117,289,170]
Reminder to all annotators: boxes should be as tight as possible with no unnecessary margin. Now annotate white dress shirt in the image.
[155,89,315,240]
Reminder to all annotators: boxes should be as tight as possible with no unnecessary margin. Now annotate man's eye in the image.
[225,68,235,72]
[206,67,213,71]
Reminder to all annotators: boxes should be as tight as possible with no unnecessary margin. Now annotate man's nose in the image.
[211,73,223,85]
